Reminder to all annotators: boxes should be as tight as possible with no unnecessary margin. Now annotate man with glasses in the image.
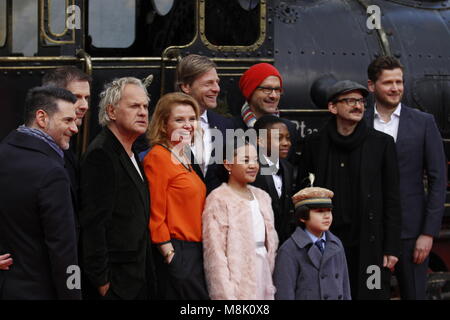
[297,80,401,300]
[365,56,447,300]
[233,63,299,164]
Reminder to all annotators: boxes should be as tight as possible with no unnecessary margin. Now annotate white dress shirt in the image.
[263,155,282,198]
[373,103,401,142]
[191,110,212,176]
[305,228,327,250]
[130,154,143,180]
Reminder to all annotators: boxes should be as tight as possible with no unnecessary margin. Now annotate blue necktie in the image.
[315,239,325,254]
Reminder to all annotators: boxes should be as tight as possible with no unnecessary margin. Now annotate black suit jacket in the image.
[232,115,299,165]
[365,104,447,238]
[64,148,80,236]
[79,127,156,299]
[252,158,295,245]
[192,110,235,194]
[0,130,80,299]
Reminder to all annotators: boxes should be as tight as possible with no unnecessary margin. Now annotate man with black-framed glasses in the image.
[233,63,299,164]
[297,80,401,300]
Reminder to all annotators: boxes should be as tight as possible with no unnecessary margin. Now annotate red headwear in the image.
[239,63,283,101]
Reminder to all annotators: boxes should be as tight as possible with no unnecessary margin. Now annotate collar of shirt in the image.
[263,155,280,173]
[374,103,402,122]
[305,228,326,244]
[200,110,209,130]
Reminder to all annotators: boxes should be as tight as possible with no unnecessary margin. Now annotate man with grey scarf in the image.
[0,86,80,299]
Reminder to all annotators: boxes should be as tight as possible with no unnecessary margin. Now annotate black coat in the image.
[64,147,80,236]
[252,159,295,245]
[297,122,401,299]
[0,130,80,299]
[79,127,156,299]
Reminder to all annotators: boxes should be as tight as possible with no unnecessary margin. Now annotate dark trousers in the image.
[344,245,391,300]
[154,239,210,300]
[101,284,148,300]
[344,245,360,299]
[395,238,429,300]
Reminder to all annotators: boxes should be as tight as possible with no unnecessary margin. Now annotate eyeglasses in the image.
[333,98,366,107]
[256,86,284,96]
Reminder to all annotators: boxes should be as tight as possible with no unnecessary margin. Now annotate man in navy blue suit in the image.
[365,56,447,300]
[0,86,80,299]
[176,54,235,193]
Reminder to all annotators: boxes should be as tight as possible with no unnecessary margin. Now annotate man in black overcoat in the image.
[297,80,401,299]
[79,77,156,300]
[0,86,80,299]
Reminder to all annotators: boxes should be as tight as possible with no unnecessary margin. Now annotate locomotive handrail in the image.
[385,0,450,10]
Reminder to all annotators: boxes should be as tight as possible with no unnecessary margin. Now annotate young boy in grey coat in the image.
[273,186,351,300]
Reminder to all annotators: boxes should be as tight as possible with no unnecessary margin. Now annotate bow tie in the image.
[260,163,279,175]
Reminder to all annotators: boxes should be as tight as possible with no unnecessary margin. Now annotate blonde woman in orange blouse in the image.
[143,92,209,300]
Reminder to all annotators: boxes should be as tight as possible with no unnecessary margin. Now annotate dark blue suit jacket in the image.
[365,105,447,238]
[0,130,80,299]
[192,110,235,194]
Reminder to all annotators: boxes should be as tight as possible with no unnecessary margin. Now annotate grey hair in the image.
[98,77,149,127]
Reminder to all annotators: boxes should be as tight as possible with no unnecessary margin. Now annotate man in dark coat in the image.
[42,66,92,219]
[297,80,401,300]
[42,66,94,298]
[232,63,299,165]
[365,56,447,299]
[79,77,156,300]
[0,86,80,299]
[176,54,235,194]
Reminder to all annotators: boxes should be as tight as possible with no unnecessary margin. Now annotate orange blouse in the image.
[143,144,206,244]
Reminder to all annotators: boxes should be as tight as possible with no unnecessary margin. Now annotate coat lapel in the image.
[280,159,292,197]
[395,104,411,148]
[321,232,343,266]
[307,245,323,270]
[291,228,322,270]
[259,158,279,200]
[118,152,148,211]
[364,106,375,128]
[105,128,149,214]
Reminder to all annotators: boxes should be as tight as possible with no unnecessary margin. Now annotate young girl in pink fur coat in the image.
[202,139,278,300]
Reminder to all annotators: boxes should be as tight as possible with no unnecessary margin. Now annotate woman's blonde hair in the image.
[147,92,200,146]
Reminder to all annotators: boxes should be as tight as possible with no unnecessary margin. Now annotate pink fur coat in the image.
[202,183,279,300]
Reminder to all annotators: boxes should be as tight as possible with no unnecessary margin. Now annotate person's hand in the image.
[383,255,398,272]
[165,250,175,264]
[414,234,433,265]
[0,253,13,270]
[98,282,110,297]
